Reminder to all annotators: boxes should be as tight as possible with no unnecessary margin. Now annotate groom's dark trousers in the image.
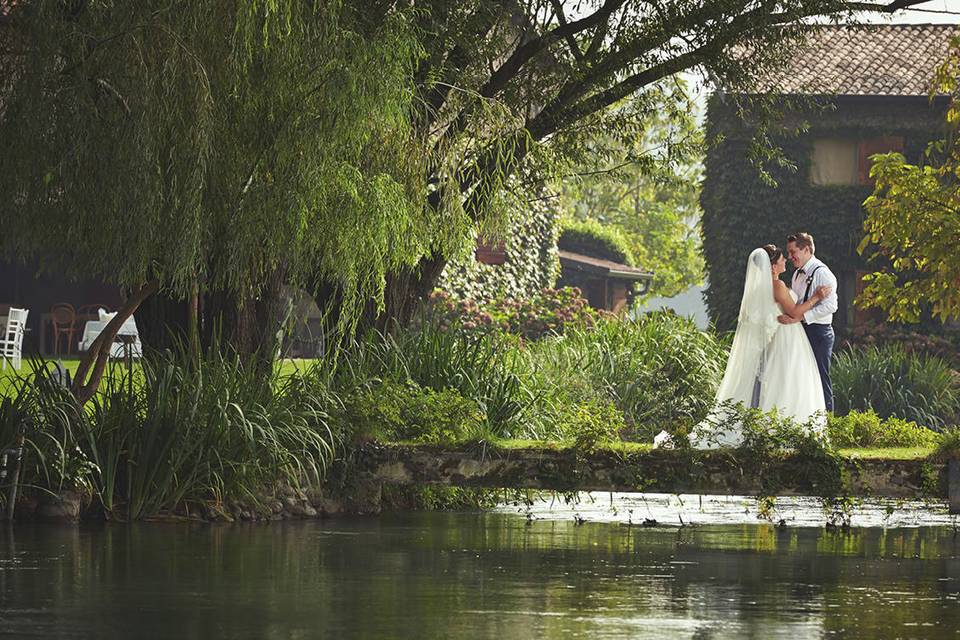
[803,322,835,412]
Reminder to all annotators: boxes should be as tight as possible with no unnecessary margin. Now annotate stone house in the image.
[701,24,956,334]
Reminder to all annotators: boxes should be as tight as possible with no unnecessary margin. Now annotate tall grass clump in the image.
[0,349,343,520]
[833,345,960,429]
[0,361,92,497]
[521,312,728,441]
[82,347,341,519]
[333,321,533,437]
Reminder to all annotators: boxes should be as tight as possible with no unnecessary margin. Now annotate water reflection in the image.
[0,513,958,639]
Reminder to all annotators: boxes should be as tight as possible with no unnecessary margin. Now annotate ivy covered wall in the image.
[701,95,947,333]
[439,196,561,302]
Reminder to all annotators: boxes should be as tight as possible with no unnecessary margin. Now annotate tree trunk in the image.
[187,278,200,364]
[200,267,288,374]
[136,290,190,352]
[380,252,447,331]
[71,279,160,405]
[252,264,288,371]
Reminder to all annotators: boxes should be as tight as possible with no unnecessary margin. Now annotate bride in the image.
[689,245,830,448]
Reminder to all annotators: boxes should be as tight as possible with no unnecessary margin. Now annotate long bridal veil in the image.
[691,248,779,447]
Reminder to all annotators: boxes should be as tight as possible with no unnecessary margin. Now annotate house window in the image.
[810,136,905,186]
[857,136,904,185]
[475,240,506,265]
[810,139,859,185]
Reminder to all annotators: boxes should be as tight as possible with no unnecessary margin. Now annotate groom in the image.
[778,232,839,412]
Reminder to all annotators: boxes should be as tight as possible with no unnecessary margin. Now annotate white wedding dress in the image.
[689,248,826,448]
[758,288,827,424]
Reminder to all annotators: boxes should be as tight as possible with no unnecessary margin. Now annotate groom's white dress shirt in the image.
[790,255,838,325]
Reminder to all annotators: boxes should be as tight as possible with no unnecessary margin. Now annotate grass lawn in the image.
[0,357,321,392]
[837,446,935,460]
[394,439,937,461]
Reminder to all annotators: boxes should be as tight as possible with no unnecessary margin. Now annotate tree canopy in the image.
[0,0,934,345]
[0,0,461,398]
[557,86,704,298]
[380,0,932,319]
[0,0,450,323]
[858,36,960,323]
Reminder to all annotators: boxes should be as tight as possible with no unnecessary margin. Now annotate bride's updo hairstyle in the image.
[761,244,782,263]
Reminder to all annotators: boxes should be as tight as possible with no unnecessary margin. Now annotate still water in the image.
[1,499,959,639]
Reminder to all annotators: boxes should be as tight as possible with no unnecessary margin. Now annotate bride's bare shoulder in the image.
[773,280,788,291]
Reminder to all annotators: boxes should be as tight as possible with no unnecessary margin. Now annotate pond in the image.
[1,499,959,639]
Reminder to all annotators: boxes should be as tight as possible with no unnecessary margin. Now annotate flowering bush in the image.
[424,286,604,340]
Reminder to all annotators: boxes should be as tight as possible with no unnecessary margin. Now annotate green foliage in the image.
[439,194,560,303]
[692,403,849,499]
[859,153,960,322]
[558,218,636,265]
[334,310,725,443]
[334,322,532,438]
[858,36,960,323]
[558,87,705,299]
[932,427,960,461]
[380,484,498,511]
[341,380,483,445]
[701,95,943,331]
[561,400,627,451]
[833,346,960,428]
[0,351,343,520]
[86,348,340,520]
[0,363,95,493]
[827,410,940,448]
[0,2,451,335]
[425,287,600,340]
[522,312,728,441]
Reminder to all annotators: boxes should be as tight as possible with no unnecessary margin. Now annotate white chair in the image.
[0,308,29,370]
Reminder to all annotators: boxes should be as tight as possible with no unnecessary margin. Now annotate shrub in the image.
[556,399,627,449]
[932,427,960,461]
[845,321,960,367]
[833,345,960,428]
[522,312,727,441]
[341,380,483,445]
[559,218,636,265]
[827,410,939,448]
[334,322,532,437]
[425,286,601,340]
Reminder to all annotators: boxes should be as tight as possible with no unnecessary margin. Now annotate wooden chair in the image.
[0,308,29,369]
[51,303,77,356]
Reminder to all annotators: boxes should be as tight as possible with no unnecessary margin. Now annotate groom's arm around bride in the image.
[782,232,837,412]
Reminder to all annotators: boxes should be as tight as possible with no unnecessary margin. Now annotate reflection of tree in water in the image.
[1,517,959,638]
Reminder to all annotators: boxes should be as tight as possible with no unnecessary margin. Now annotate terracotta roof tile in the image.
[760,24,957,96]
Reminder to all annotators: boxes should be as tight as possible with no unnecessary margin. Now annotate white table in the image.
[79,317,142,358]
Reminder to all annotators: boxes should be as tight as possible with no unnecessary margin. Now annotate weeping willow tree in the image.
[0,1,472,402]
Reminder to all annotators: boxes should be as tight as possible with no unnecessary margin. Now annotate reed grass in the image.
[0,350,342,520]
[333,322,534,437]
[521,313,728,440]
[833,345,959,428]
